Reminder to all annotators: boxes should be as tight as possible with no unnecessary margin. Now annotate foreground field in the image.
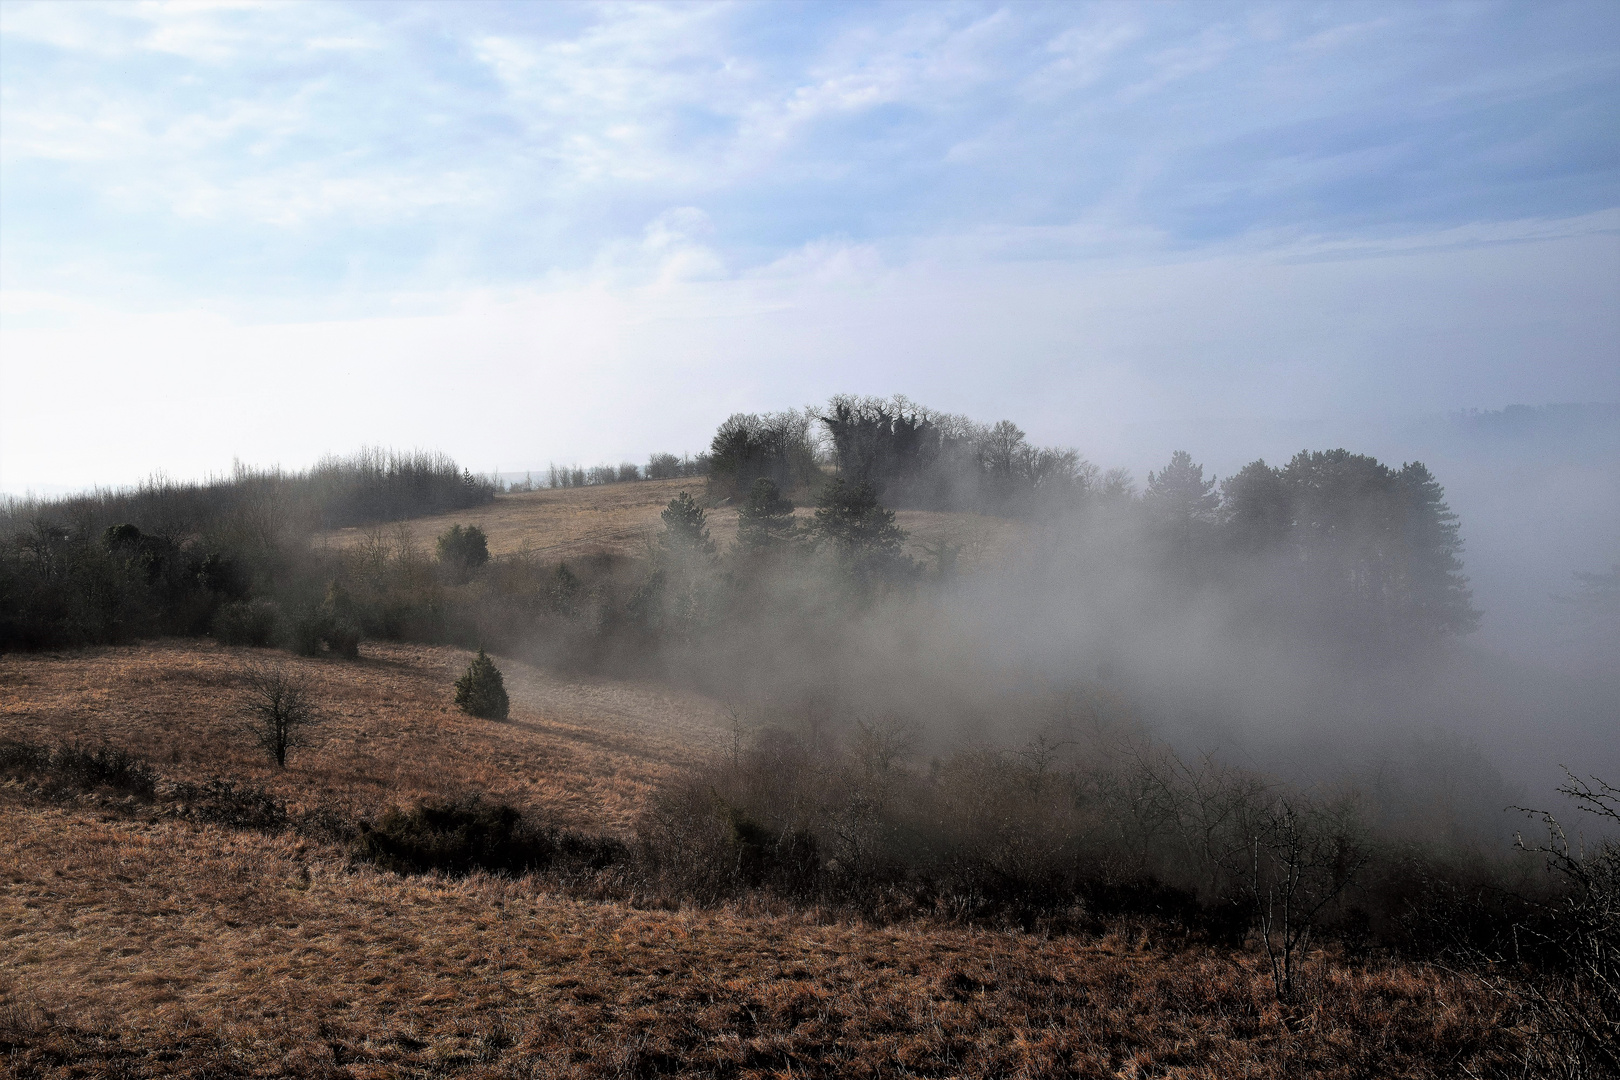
[1,641,1531,1077]
[1,807,1522,1079]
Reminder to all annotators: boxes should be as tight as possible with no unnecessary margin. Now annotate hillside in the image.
[0,640,1526,1078]
[0,640,729,832]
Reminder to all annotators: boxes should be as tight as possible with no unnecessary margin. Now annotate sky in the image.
[1,0,1617,493]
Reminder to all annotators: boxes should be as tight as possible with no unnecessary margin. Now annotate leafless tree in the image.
[1513,772,1620,1078]
[1238,793,1367,1003]
[240,662,321,768]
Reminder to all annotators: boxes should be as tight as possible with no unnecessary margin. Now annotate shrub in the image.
[646,453,683,480]
[212,598,280,647]
[0,738,157,800]
[169,778,288,831]
[436,524,490,575]
[287,606,331,656]
[355,795,624,877]
[454,649,509,720]
[325,620,361,659]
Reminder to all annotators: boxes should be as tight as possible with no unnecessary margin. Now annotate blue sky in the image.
[1,0,1617,490]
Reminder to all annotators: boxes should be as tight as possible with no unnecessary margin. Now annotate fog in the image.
[619,401,1619,843]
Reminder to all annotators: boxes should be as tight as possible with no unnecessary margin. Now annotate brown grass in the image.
[0,640,730,831]
[0,640,1530,1077]
[316,479,1024,568]
[1,806,1523,1078]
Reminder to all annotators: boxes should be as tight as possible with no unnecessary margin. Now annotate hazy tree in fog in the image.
[734,478,799,556]
[659,492,716,557]
[1256,450,1478,638]
[708,410,819,501]
[811,480,912,581]
[1563,564,1620,619]
[435,524,489,580]
[1145,450,1220,549]
[646,453,683,480]
[1394,461,1478,637]
[1221,460,1292,550]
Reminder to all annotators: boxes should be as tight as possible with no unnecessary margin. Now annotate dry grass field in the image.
[2,803,1521,1079]
[317,479,1023,569]
[0,639,1532,1077]
[0,640,731,831]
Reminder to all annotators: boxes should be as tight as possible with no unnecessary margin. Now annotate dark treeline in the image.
[0,449,493,650]
[704,394,1478,644]
[0,401,1476,660]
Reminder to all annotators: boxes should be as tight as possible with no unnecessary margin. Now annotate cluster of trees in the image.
[816,395,1110,514]
[0,450,494,651]
[699,396,1478,644]
[1153,448,1479,638]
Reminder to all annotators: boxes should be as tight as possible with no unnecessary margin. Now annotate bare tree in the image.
[1237,793,1367,1003]
[240,663,321,767]
[1513,772,1620,1078]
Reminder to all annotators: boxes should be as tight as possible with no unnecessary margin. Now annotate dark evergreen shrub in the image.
[287,606,330,656]
[454,649,509,719]
[326,621,361,659]
[436,524,490,574]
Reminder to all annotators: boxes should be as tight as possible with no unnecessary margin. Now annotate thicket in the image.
[5,721,1607,1066]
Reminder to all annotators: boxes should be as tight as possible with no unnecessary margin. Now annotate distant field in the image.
[318,478,1024,568]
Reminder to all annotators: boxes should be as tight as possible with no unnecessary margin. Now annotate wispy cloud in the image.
[0,1,1614,491]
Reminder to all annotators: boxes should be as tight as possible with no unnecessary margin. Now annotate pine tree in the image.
[454,649,509,720]
[734,478,799,555]
[1396,461,1479,636]
[1145,450,1220,546]
[659,491,716,557]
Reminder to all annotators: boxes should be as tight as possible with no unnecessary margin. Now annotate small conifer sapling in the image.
[455,648,509,720]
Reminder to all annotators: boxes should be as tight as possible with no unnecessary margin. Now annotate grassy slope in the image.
[318,478,1023,567]
[0,640,728,832]
[0,484,1526,1077]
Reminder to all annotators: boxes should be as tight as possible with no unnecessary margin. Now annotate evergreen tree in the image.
[1221,460,1292,550]
[1396,461,1478,636]
[454,649,509,720]
[436,524,490,575]
[659,491,716,557]
[811,479,912,581]
[1145,450,1220,548]
[734,478,799,555]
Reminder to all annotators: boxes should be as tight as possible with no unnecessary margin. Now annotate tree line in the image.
[0,396,1477,656]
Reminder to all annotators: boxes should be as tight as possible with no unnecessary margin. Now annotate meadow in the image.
[2,641,1526,1079]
